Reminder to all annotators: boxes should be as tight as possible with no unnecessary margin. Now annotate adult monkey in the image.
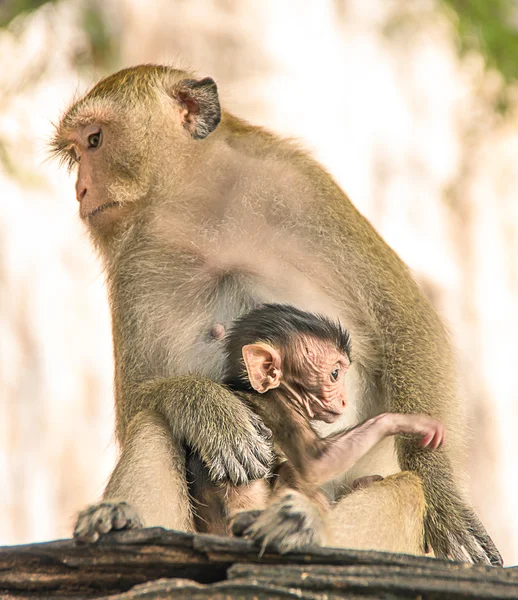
[52,65,501,564]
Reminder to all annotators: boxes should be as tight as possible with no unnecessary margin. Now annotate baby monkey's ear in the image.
[242,343,282,393]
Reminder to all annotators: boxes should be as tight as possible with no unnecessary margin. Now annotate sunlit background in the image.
[1,0,517,565]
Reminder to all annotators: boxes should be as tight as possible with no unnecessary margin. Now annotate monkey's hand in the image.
[402,443,503,566]
[424,485,503,566]
[74,501,142,544]
[159,376,274,486]
[194,405,273,486]
[231,490,326,554]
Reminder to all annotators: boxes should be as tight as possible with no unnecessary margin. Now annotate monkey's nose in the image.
[76,186,87,202]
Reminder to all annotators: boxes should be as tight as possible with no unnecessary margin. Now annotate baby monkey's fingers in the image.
[387,413,446,449]
[419,421,446,449]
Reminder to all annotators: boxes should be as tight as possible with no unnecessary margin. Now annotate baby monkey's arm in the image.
[307,413,445,487]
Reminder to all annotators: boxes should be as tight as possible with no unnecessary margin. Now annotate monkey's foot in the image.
[74,501,142,544]
[232,491,325,554]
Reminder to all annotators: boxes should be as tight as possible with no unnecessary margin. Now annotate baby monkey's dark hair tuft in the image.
[223,303,352,391]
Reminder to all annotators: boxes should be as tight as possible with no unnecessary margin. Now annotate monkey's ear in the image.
[242,343,282,394]
[175,77,221,140]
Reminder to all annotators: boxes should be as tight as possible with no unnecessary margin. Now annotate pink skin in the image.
[307,412,446,486]
[210,323,226,340]
[72,125,117,220]
[287,336,349,423]
[242,337,350,423]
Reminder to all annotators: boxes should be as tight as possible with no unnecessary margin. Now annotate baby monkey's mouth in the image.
[86,201,121,219]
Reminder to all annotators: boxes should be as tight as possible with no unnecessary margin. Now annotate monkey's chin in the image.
[82,201,122,227]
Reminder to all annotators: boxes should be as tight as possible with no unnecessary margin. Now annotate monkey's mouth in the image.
[86,201,121,219]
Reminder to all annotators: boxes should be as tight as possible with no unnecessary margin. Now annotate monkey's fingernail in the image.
[96,520,111,534]
[113,518,126,529]
[77,531,99,544]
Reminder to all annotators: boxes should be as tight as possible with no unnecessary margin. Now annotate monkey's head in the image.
[50,65,221,238]
[225,304,352,424]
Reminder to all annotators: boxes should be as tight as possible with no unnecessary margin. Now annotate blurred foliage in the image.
[0,0,53,27]
[1,0,517,83]
[80,2,120,69]
[0,0,119,69]
[441,0,518,83]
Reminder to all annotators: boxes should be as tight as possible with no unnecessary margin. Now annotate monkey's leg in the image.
[74,410,194,543]
[327,472,426,555]
[234,473,425,556]
[225,480,270,519]
[232,476,423,557]
[188,452,269,536]
[225,480,270,535]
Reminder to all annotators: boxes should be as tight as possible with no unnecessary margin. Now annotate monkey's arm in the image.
[308,413,444,487]
[75,379,275,543]
[125,376,273,486]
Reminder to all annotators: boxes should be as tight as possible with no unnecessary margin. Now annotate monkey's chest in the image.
[144,244,338,381]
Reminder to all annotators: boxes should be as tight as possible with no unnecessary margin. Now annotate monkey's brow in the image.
[48,134,78,170]
[59,114,104,132]
[59,97,117,131]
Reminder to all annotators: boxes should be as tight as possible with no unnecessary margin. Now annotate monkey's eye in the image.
[331,368,340,381]
[87,130,103,149]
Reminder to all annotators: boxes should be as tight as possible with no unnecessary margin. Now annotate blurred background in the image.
[0,0,517,564]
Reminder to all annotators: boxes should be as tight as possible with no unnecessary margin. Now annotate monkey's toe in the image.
[74,501,142,544]
[244,491,325,554]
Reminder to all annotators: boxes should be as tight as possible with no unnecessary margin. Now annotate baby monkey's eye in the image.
[331,368,339,381]
[87,130,103,149]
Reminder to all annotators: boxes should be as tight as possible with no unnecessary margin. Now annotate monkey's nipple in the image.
[210,323,226,340]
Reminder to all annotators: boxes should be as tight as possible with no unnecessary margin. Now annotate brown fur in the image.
[53,65,500,564]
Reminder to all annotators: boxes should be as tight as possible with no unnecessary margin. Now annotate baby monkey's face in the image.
[241,334,351,424]
[282,336,350,423]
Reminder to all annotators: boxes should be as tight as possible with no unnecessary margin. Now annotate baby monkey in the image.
[189,304,445,551]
